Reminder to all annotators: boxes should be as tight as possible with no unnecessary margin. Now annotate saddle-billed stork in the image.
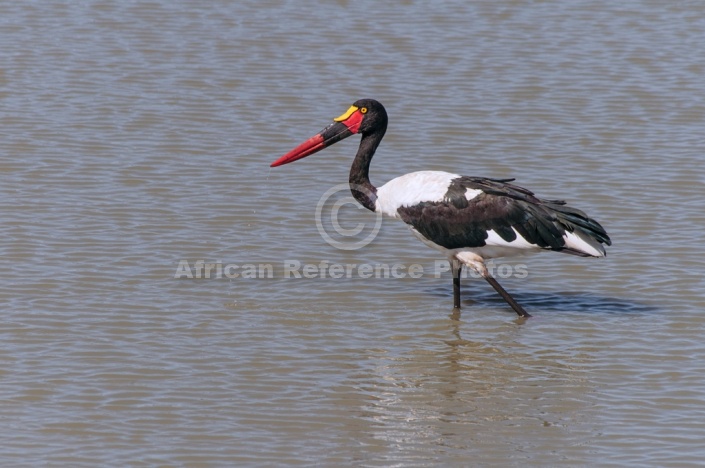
[270,99,611,317]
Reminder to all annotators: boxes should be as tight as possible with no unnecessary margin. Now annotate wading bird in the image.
[270,99,611,317]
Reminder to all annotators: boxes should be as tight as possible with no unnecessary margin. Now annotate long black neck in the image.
[349,127,385,212]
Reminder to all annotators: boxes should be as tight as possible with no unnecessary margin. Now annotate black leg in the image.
[484,276,531,318]
[451,260,462,309]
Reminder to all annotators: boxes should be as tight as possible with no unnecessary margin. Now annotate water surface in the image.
[2,1,705,466]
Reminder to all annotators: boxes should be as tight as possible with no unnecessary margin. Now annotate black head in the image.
[350,98,388,135]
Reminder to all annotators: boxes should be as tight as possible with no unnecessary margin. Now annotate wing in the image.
[396,176,611,255]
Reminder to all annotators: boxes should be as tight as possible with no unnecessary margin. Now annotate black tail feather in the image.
[548,202,612,247]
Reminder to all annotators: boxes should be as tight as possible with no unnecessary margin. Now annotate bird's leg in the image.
[451,258,462,309]
[455,253,531,318]
[484,276,531,318]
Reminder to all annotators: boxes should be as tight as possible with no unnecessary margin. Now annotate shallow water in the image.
[2,1,705,466]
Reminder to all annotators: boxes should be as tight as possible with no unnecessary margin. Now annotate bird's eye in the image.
[360,107,368,114]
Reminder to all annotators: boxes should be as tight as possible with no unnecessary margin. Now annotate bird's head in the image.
[270,99,387,167]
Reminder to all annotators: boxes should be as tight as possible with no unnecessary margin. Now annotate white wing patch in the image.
[465,188,482,201]
[486,228,605,257]
[485,228,540,250]
[375,171,460,218]
[563,231,606,257]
